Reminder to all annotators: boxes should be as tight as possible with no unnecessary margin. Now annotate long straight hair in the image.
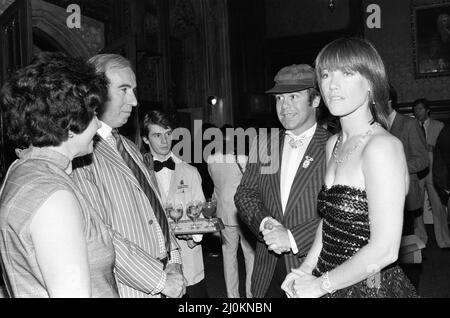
[315,37,390,129]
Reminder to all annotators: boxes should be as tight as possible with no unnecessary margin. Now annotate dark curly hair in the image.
[1,52,108,148]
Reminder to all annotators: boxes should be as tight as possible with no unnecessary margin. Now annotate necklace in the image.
[332,123,380,164]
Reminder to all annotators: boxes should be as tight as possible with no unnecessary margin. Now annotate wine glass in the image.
[186,200,201,229]
[202,198,217,227]
[168,203,183,230]
[164,202,173,218]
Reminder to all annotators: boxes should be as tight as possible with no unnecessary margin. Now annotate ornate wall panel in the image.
[364,0,450,103]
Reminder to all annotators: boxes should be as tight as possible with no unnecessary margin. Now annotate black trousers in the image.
[401,208,423,291]
[403,208,423,236]
[183,279,209,298]
[264,256,287,298]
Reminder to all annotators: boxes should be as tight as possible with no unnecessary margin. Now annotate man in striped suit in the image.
[72,54,185,298]
[235,64,328,298]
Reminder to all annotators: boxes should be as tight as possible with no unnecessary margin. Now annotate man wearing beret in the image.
[235,64,328,297]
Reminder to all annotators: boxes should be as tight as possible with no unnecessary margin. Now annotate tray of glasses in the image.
[170,218,224,235]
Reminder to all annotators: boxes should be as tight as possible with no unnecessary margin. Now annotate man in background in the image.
[387,86,429,289]
[140,110,207,298]
[412,98,450,248]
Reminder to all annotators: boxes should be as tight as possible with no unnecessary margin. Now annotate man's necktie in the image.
[111,130,171,257]
[420,122,427,140]
[154,157,176,172]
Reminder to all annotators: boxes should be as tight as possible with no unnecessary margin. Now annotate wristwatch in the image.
[321,271,336,294]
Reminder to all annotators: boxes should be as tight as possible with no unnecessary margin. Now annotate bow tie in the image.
[287,135,308,149]
[286,131,310,149]
[288,138,303,149]
[154,157,175,172]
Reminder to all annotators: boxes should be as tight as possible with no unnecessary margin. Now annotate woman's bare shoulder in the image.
[364,130,405,160]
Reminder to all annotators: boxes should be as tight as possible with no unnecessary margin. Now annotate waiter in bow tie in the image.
[141,110,208,298]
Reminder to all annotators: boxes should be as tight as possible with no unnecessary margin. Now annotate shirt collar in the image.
[285,123,317,140]
[152,151,181,164]
[97,121,113,139]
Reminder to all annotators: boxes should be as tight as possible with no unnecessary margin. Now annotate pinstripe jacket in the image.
[72,134,182,298]
[235,126,328,297]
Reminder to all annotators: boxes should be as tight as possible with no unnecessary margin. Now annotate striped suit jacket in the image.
[72,135,181,298]
[235,126,328,297]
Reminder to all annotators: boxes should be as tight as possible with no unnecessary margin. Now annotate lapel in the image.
[123,138,164,205]
[284,126,328,219]
[268,131,285,220]
[95,135,141,189]
[166,162,182,205]
[96,134,164,205]
[390,112,403,135]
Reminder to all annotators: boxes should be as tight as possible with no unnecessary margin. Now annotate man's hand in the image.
[186,239,199,249]
[166,263,186,295]
[162,270,185,298]
[176,234,193,241]
[262,218,291,254]
[175,234,200,249]
[165,263,182,275]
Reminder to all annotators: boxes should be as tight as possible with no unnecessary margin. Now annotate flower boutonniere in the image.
[302,156,314,169]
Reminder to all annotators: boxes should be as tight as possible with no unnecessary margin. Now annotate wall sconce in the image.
[207,95,218,106]
[329,0,335,12]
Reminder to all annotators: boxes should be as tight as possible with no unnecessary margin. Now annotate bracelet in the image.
[321,271,336,294]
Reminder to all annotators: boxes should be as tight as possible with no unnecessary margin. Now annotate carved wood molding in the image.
[31,0,104,57]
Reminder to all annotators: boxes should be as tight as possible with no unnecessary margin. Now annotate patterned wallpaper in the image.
[0,0,14,15]
[364,0,450,104]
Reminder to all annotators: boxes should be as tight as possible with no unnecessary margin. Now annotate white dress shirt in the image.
[97,121,113,139]
[154,153,174,198]
[280,124,317,212]
[261,124,317,254]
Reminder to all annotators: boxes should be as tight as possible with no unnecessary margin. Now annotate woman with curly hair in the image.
[0,52,119,297]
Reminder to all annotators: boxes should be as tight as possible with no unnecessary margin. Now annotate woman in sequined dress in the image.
[281,38,418,298]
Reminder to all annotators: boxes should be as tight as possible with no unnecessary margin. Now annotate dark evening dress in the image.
[312,184,418,298]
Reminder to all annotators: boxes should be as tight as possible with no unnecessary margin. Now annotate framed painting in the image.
[411,1,450,78]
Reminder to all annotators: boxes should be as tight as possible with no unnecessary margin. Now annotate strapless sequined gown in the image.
[312,184,418,298]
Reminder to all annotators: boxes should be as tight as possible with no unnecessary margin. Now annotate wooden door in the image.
[0,0,32,182]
